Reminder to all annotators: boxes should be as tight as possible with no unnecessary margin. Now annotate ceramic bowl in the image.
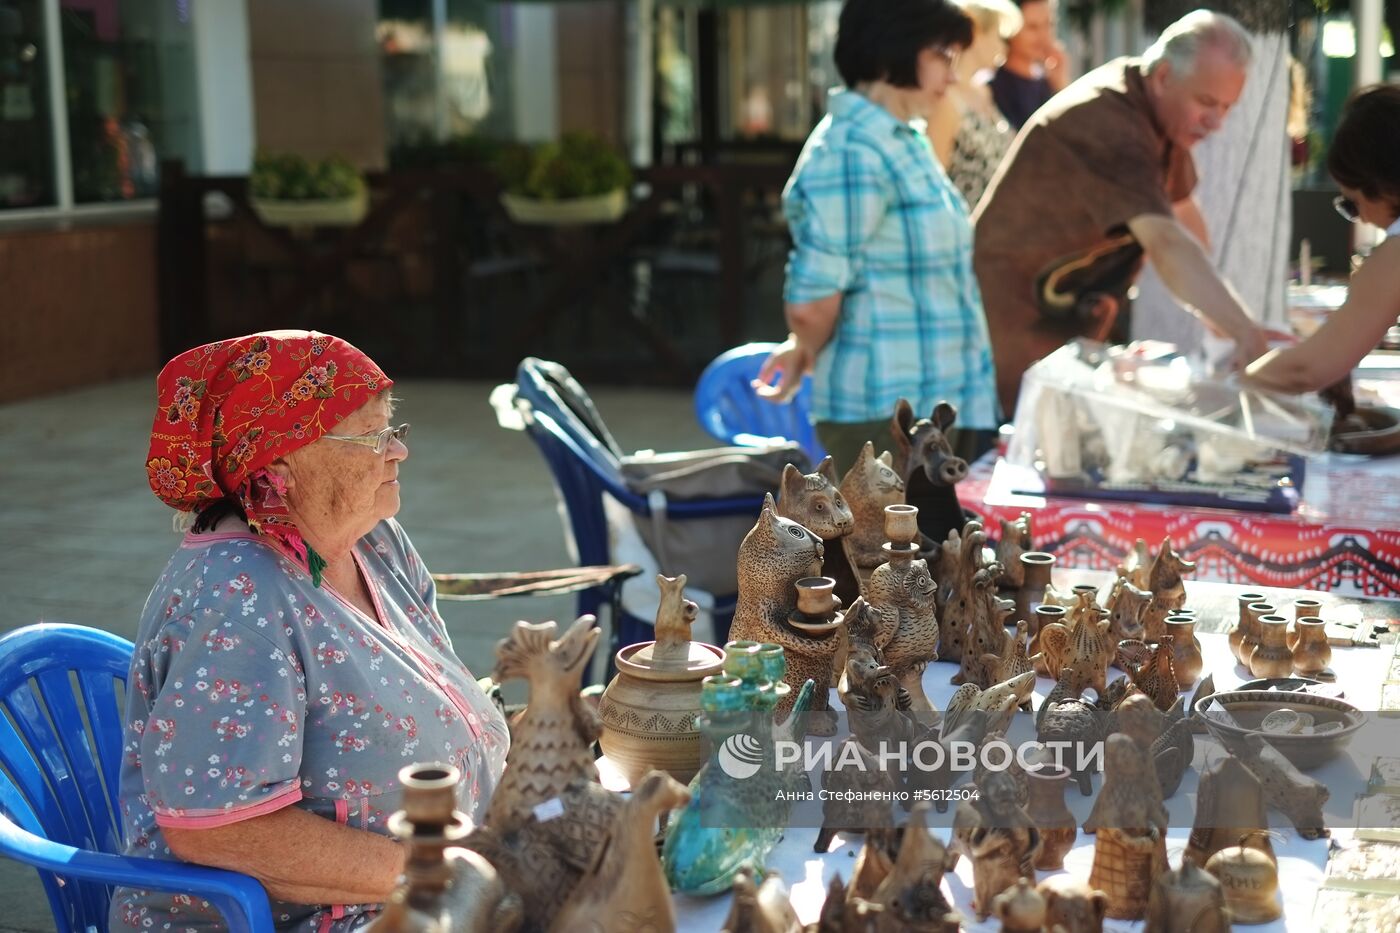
[1195,689,1365,770]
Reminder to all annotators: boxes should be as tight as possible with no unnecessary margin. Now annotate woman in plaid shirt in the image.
[757,0,1000,472]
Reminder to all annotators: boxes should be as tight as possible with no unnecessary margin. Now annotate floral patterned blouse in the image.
[111,520,510,933]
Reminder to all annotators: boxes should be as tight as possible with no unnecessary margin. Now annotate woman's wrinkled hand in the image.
[753,337,815,404]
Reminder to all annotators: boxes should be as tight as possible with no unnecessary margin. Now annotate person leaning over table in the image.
[1246,85,1400,395]
[756,0,1000,473]
[972,9,1272,418]
[113,331,509,932]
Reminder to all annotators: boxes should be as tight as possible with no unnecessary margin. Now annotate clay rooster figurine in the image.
[485,614,602,831]
[1140,538,1195,642]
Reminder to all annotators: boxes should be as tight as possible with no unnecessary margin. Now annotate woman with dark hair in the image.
[1247,84,1400,394]
[756,0,999,471]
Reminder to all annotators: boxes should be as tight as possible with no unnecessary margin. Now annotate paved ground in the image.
[0,374,715,931]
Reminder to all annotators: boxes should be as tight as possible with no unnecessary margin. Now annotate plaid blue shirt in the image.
[783,89,999,428]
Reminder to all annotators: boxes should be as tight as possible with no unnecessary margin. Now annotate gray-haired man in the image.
[973,9,1269,416]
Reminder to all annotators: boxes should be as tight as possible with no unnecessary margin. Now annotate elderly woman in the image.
[756,0,1000,471]
[1247,84,1400,394]
[113,331,509,931]
[928,0,1023,208]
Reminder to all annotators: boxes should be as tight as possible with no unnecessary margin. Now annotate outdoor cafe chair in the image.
[0,623,274,933]
[694,342,827,463]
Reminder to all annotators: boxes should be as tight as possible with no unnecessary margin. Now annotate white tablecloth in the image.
[658,632,1389,931]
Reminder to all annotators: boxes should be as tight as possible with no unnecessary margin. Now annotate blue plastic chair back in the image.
[0,623,274,933]
[694,342,826,461]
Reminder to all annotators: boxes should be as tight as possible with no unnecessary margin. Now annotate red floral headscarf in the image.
[146,330,392,583]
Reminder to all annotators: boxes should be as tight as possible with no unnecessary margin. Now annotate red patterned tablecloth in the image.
[963,455,1400,597]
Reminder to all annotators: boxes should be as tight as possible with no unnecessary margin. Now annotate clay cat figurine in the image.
[729,493,828,718]
[775,457,855,562]
[839,442,907,591]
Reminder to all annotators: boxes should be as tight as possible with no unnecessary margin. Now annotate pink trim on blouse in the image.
[153,786,303,830]
[180,530,263,548]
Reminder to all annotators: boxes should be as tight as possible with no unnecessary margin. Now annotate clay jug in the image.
[1014,551,1055,624]
[1289,598,1322,650]
[1248,615,1294,679]
[1239,602,1275,671]
[1205,833,1281,924]
[1230,591,1266,663]
[1164,617,1203,690]
[1026,764,1078,871]
[1292,617,1332,678]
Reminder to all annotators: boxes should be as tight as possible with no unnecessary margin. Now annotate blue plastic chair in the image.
[0,623,274,933]
[513,359,760,663]
[694,342,827,462]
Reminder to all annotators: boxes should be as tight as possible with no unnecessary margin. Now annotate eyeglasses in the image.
[930,46,960,69]
[1334,194,1361,224]
[322,423,411,455]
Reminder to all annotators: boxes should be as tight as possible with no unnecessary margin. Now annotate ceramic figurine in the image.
[1198,720,1331,839]
[936,519,989,665]
[1248,614,1295,679]
[486,615,603,830]
[1036,671,1107,796]
[1140,538,1195,643]
[370,764,522,933]
[1106,576,1151,643]
[955,567,1011,688]
[1039,598,1115,696]
[720,868,803,933]
[995,513,1033,589]
[839,443,908,595]
[783,576,845,732]
[1164,616,1203,689]
[776,458,859,672]
[944,670,1035,738]
[1097,674,1146,713]
[599,573,725,785]
[865,505,941,710]
[1143,858,1231,933]
[550,771,691,933]
[1117,538,1153,591]
[889,399,971,548]
[662,676,817,895]
[981,620,1041,711]
[1038,875,1108,933]
[950,762,1042,921]
[1030,603,1067,675]
[1013,551,1056,627]
[839,644,915,752]
[1292,616,1332,677]
[846,830,902,904]
[1182,756,1275,869]
[1025,763,1078,871]
[1112,692,1192,798]
[1229,591,1268,664]
[1084,735,1170,921]
[729,494,827,714]
[993,878,1047,933]
[1205,834,1282,924]
[1126,637,1180,712]
[815,740,900,853]
[868,803,962,931]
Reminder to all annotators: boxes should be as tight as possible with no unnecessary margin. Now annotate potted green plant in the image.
[249,152,368,227]
[495,133,632,225]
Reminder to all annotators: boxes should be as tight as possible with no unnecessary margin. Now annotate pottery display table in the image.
[963,454,1400,598]
[649,579,1398,931]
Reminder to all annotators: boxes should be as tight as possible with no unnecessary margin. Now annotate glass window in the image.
[0,0,56,210]
[59,0,200,203]
[720,5,812,142]
[378,0,514,156]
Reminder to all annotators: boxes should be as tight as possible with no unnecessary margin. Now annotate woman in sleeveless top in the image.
[928,0,1022,209]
